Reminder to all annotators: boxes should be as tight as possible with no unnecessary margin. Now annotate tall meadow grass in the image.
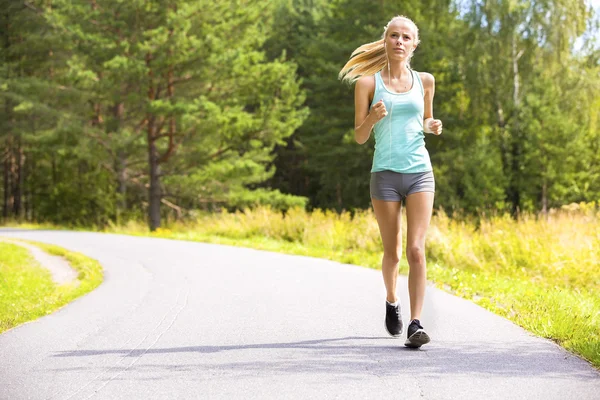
[109,204,599,368]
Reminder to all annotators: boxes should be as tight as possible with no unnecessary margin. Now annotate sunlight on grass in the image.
[0,241,103,333]
[6,204,597,368]
[107,205,599,368]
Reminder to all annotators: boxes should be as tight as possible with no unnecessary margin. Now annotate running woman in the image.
[339,15,443,348]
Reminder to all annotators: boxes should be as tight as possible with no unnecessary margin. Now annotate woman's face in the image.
[384,19,418,61]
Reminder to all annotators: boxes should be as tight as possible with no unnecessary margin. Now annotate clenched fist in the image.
[370,99,388,123]
[427,119,443,135]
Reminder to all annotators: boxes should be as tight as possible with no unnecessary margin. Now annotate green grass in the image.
[0,240,103,333]
[4,204,599,369]
[107,206,600,369]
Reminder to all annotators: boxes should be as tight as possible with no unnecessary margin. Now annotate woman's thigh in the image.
[371,198,403,256]
[405,192,434,247]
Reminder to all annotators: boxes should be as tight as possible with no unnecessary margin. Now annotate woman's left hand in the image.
[429,119,443,135]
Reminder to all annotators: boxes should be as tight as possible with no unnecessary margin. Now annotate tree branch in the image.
[85,131,115,159]
[161,197,184,219]
[203,130,268,162]
[23,1,42,14]
[89,19,120,36]
[172,74,195,85]
[153,116,167,139]
[208,145,233,161]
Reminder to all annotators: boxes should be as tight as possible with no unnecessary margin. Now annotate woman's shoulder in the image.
[417,71,435,89]
[356,74,376,89]
[355,74,377,100]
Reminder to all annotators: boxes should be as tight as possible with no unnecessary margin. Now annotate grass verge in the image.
[0,240,103,333]
[108,206,599,369]
[4,205,598,369]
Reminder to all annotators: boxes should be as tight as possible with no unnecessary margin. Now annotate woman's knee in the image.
[406,244,425,265]
[382,250,402,265]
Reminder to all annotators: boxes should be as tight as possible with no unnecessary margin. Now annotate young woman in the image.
[339,15,443,348]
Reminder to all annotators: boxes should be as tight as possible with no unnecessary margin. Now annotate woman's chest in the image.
[380,92,424,116]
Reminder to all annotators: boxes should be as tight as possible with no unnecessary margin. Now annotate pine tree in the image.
[45,0,307,229]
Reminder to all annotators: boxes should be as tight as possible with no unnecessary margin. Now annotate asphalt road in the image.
[0,229,598,400]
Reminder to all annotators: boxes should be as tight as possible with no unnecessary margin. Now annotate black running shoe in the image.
[385,301,403,337]
[404,319,430,348]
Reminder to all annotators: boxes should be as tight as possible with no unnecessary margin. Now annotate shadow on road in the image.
[51,336,598,380]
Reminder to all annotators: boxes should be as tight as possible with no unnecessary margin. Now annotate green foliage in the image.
[456,0,597,215]
[1,0,308,226]
[106,205,600,367]
[226,189,308,211]
[265,0,600,214]
[1,0,600,223]
[0,241,103,333]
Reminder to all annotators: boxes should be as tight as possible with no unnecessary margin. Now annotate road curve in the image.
[0,229,598,400]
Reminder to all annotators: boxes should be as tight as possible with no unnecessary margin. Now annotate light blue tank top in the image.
[370,69,432,173]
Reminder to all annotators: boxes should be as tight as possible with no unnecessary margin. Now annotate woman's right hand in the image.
[370,99,388,122]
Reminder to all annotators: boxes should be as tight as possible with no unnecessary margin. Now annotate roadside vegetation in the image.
[0,241,103,333]
[105,204,599,368]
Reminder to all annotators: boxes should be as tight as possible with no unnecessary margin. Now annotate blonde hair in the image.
[339,15,420,84]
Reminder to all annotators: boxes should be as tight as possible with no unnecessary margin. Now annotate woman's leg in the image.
[371,198,403,303]
[404,191,434,321]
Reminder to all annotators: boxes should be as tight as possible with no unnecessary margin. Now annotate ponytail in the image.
[338,39,387,84]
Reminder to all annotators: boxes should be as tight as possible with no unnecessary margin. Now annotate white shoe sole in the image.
[404,329,430,348]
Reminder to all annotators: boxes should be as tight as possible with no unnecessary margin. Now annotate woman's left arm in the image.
[420,72,443,136]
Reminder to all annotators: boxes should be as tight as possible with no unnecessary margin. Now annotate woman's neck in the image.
[385,62,410,79]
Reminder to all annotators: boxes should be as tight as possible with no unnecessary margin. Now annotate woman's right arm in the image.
[354,76,386,144]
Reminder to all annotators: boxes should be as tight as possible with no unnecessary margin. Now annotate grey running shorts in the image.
[370,170,435,201]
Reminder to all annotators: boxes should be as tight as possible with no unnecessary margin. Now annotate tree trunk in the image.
[2,146,9,219]
[146,52,161,231]
[147,117,161,231]
[25,150,31,221]
[9,146,17,218]
[117,150,127,221]
[336,182,342,211]
[13,137,24,219]
[541,180,548,217]
[2,6,7,219]
[114,101,127,223]
[509,33,522,219]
